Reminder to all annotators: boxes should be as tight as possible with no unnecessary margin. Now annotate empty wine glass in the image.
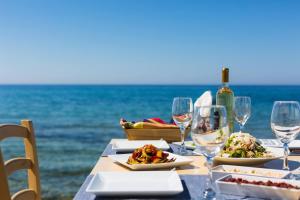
[271,101,300,171]
[234,96,251,133]
[172,97,193,155]
[191,105,229,199]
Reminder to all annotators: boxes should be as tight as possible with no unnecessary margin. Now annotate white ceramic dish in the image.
[212,165,290,182]
[112,140,170,152]
[216,174,300,200]
[214,147,283,166]
[86,171,183,196]
[108,152,193,170]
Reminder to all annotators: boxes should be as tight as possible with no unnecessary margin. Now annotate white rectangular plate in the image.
[217,174,300,200]
[108,152,193,170]
[212,165,290,181]
[86,171,183,196]
[112,140,170,152]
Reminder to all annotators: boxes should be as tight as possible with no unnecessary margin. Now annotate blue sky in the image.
[0,0,299,84]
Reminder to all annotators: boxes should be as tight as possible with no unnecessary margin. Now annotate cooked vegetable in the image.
[127,144,176,164]
[221,133,270,158]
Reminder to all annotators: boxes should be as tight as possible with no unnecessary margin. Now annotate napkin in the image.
[194,91,213,117]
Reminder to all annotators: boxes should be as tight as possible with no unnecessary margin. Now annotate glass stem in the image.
[179,125,185,146]
[206,157,214,190]
[239,124,243,133]
[283,143,289,170]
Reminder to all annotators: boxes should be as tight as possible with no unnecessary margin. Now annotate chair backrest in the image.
[0,120,41,200]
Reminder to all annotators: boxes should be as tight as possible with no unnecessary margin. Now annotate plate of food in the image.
[211,165,290,181]
[108,144,193,170]
[216,174,300,200]
[214,133,284,165]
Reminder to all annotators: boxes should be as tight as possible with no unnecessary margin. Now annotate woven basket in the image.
[122,128,190,142]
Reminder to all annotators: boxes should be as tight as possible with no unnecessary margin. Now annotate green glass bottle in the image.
[216,67,234,133]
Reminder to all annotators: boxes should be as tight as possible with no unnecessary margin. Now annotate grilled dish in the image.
[127,144,176,164]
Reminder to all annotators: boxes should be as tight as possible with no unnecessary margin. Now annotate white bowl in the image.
[214,147,283,166]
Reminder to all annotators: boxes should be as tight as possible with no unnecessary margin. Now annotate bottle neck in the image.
[222,82,229,87]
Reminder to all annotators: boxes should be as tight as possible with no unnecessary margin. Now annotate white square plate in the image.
[112,140,170,152]
[108,152,193,170]
[212,165,290,182]
[217,174,300,200]
[86,171,183,196]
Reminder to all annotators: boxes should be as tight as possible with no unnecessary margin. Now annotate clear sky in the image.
[0,0,299,85]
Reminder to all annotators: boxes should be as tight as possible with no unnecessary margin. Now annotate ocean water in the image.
[0,85,300,199]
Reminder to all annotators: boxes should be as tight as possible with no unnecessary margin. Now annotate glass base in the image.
[283,166,290,171]
[178,145,188,155]
[203,188,216,200]
[289,173,300,180]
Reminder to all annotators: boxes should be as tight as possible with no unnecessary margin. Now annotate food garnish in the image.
[219,167,285,178]
[223,177,300,190]
[127,144,176,164]
[221,133,271,158]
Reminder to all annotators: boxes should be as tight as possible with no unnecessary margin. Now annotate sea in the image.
[0,85,300,199]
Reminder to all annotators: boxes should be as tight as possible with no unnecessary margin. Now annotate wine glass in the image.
[172,97,193,155]
[191,105,229,199]
[271,101,300,171]
[234,96,251,133]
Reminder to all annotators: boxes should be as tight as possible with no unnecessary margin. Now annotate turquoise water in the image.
[1,85,300,199]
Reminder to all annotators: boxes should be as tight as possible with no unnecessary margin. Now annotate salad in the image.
[221,133,270,158]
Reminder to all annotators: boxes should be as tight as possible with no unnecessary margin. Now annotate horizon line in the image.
[0,83,300,86]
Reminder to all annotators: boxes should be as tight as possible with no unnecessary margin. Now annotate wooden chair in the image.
[0,120,41,200]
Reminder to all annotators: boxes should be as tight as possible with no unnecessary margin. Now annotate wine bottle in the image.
[216,67,234,133]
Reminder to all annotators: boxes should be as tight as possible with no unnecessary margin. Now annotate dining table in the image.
[73,139,300,200]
